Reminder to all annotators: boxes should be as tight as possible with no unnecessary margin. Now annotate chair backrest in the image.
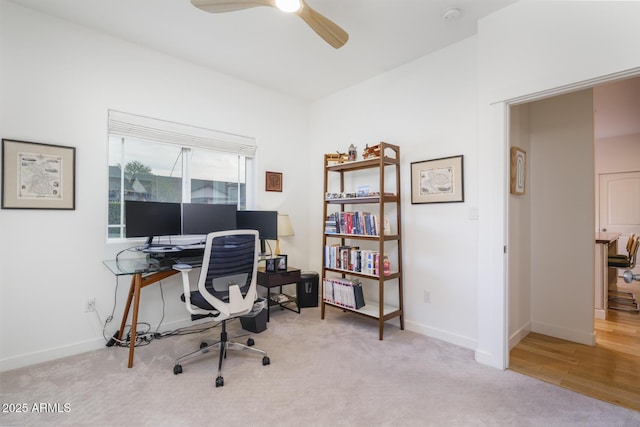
[625,233,636,254]
[196,230,259,318]
[629,236,640,269]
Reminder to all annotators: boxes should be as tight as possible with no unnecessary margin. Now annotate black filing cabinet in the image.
[297,271,319,308]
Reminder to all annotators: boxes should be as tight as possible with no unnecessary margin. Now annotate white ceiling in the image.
[8,0,640,140]
[8,0,517,101]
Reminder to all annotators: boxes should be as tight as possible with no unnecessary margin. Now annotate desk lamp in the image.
[276,214,294,255]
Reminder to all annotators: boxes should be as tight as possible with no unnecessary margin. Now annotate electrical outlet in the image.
[424,290,432,304]
[84,297,96,313]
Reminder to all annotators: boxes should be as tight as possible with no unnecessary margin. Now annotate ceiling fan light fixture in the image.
[275,0,302,13]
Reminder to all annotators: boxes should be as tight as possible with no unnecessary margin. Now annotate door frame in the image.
[501,69,640,369]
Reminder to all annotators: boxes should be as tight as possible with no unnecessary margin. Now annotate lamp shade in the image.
[277,214,294,237]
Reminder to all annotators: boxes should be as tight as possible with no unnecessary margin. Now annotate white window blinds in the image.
[107,110,257,157]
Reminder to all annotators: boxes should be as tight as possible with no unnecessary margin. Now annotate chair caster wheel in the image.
[173,364,183,375]
[262,356,270,366]
[247,338,255,346]
[216,376,224,387]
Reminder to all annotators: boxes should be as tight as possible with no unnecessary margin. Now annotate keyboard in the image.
[142,246,181,253]
[176,243,205,250]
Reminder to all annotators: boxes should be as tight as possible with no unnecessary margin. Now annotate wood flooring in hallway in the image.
[509,285,640,412]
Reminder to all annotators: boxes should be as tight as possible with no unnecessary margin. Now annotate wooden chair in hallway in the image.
[608,235,639,312]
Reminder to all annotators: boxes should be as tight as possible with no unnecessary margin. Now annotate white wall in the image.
[529,90,595,345]
[477,0,640,368]
[309,37,480,349]
[595,133,640,175]
[0,1,311,371]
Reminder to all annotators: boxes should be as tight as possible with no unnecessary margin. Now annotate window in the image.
[107,111,256,239]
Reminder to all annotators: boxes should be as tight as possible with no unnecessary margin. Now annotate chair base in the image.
[608,290,639,313]
[172,320,270,387]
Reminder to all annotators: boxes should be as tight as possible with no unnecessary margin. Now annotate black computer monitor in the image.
[125,200,182,247]
[182,203,237,235]
[236,210,278,254]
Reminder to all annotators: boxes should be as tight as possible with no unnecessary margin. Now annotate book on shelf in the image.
[323,277,365,310]
[325,213,338,234]
[353,282,365,309]
[324,246,391,276]
[324,211,389,236]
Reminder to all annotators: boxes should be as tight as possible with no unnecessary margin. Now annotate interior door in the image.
[599,171,640,274]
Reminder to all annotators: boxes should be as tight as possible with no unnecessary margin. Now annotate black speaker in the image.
[296,271,319,308]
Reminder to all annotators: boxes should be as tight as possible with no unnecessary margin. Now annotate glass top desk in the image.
[103,255,203,368]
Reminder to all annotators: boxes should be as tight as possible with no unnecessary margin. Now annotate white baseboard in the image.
[474,348,505,370]
[405,319,477,350]
[0,338,105,373]
[531,320,596,346]
[509,322,531,350]
[0,317,199,373]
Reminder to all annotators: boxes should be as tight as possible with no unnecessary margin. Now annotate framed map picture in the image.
[411,155,464,204]
[2,139,76,209]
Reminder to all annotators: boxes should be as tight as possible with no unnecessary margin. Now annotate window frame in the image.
[107,110,257,242]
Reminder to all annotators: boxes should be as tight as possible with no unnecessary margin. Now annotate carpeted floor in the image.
[1,306,639,426]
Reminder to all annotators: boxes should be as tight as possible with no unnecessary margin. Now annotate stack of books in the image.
[323,277,365,310]
[324,245,391,276]
[324,212,391,236]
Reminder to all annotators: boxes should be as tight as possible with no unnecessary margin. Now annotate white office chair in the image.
[172,229,270,387]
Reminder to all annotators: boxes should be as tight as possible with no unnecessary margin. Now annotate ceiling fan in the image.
[191,0,349,49]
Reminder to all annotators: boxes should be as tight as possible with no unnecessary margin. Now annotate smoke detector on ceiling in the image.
[442,8,462,21]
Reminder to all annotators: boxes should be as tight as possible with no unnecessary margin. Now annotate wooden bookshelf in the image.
[320,142,404,340]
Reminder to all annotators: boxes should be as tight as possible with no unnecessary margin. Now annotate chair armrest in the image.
[173,263,203,317]
[173,263,193,272]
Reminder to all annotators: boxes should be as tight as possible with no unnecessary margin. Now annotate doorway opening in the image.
[506,75,640,411]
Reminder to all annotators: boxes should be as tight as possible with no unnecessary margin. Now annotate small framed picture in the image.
[265,171,282,192]
[277,254,288,270]
[510,147,526,195]
[265,257,278,272]
[2,139,76,209]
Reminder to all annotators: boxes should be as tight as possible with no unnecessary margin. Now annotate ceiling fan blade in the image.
[192,0,348,49]
[296,0,348,49]
[191,0,275,14]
